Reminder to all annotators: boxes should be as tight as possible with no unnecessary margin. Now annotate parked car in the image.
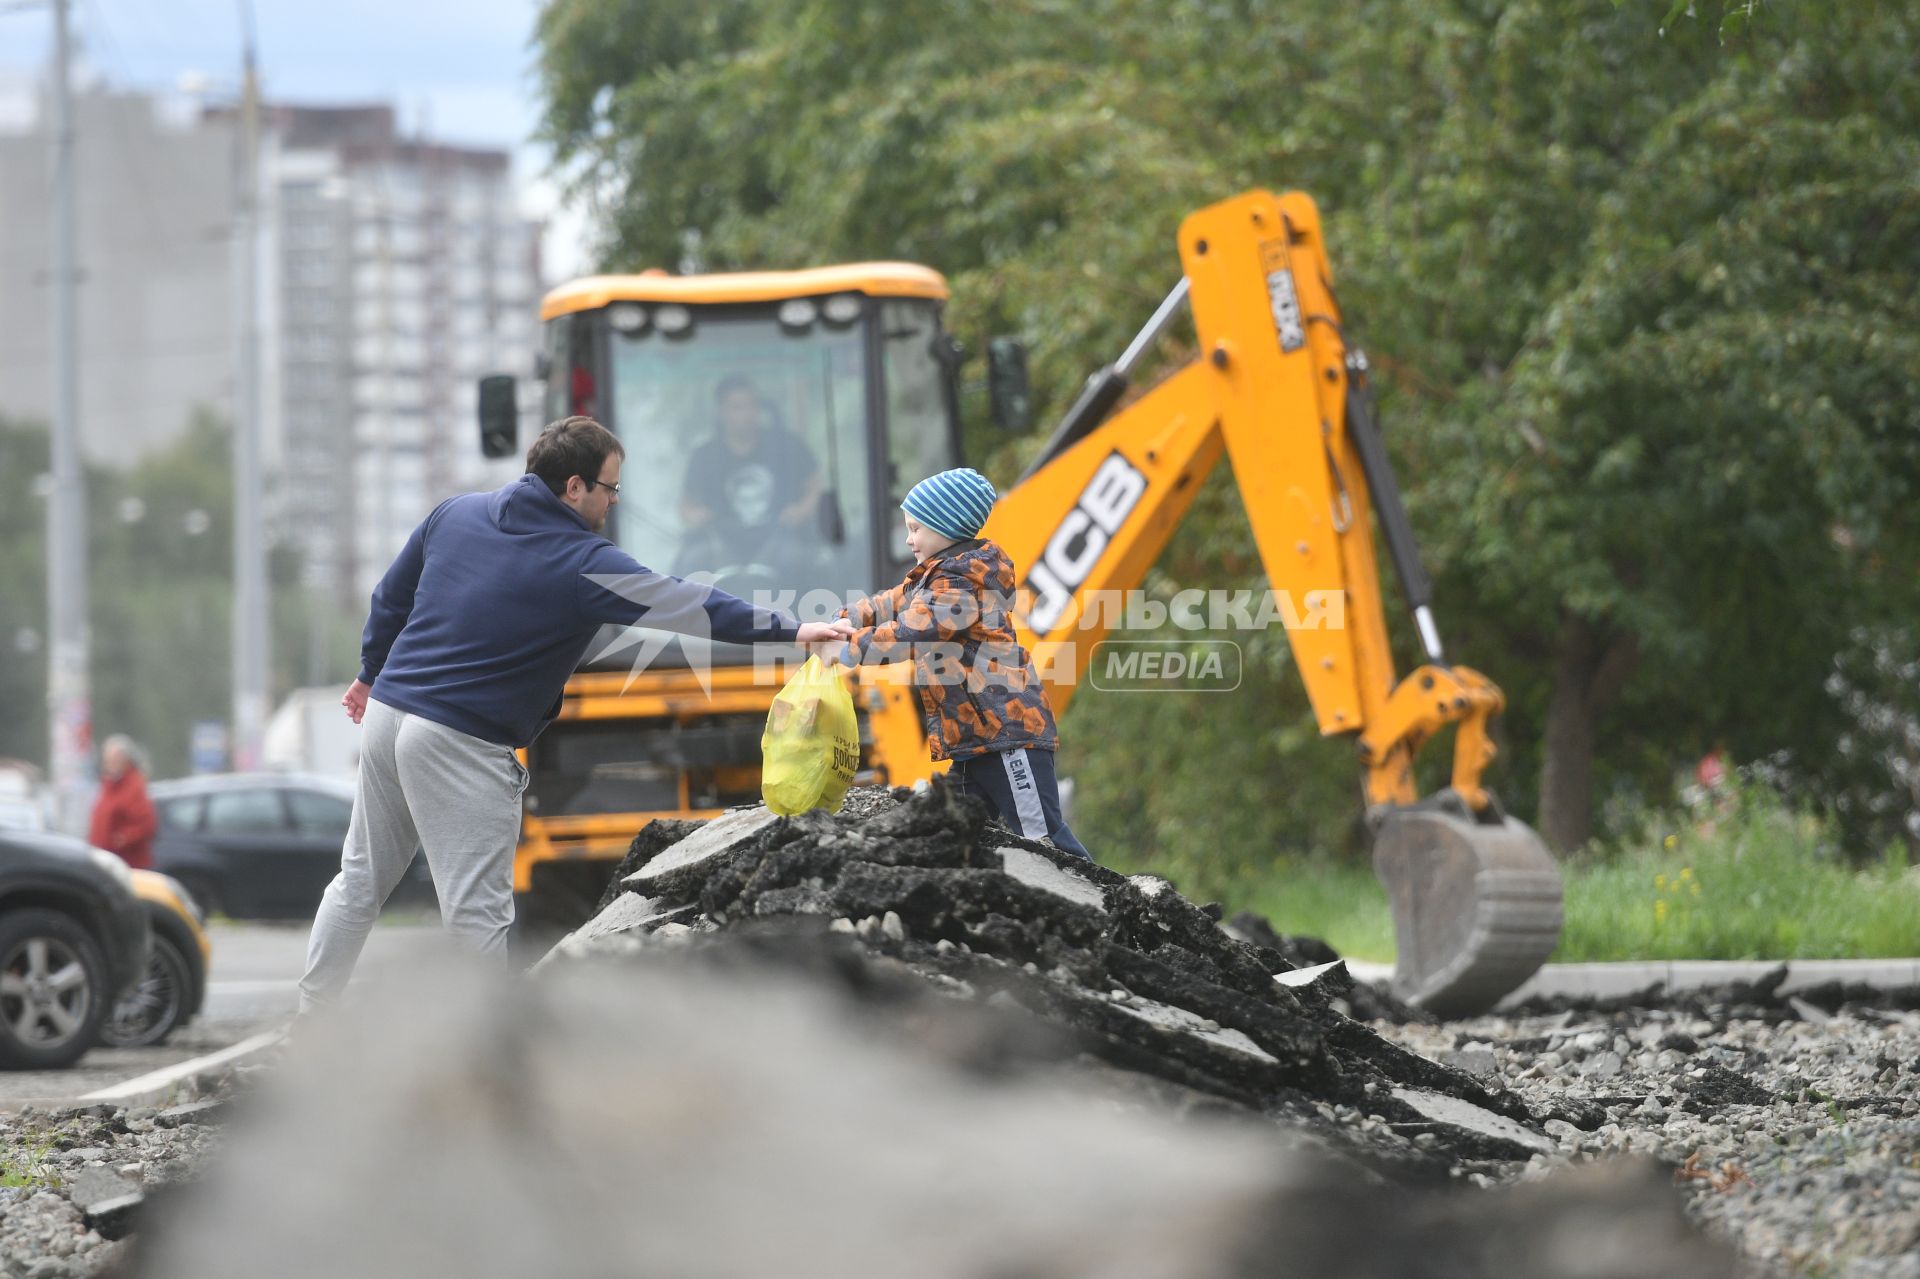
[101,871,212,1048]
[0,829,151,1069]
[149,773,435,920]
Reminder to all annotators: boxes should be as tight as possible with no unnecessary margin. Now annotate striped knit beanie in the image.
[901,468,997,540]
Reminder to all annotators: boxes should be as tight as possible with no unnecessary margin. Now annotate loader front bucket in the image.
[1371,800,1563,1018]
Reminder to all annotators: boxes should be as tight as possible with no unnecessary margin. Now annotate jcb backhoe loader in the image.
[477,188,1563,1015]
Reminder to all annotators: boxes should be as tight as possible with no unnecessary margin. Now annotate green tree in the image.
[0,419,52,768]
[535,0,1920,861]
[1364,4,1920,850]
[0,413,337,780]
[89,411,243,779]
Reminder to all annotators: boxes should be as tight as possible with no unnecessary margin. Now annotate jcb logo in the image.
[1022,452,1147,636]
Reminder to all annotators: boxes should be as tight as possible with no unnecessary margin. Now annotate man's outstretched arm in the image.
[577,543,850,647]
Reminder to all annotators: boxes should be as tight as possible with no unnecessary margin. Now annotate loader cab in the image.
[482,264,965,667]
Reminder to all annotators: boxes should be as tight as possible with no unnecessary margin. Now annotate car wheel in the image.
[101,931,192,1049]
[0,908,109,1070]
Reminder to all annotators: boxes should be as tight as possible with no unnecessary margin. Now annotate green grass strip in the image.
[1104,784,1920,964]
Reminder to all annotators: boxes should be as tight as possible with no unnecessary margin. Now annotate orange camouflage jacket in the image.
[837,539,1059,762]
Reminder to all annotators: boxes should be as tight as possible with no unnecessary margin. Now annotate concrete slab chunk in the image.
[1787,996,1832,1025]
[1390,1087,1554,1155]
[156,1099,225,1128]
[1126,874,1173,899]
[1109,998,1277,1064]
[1275,960,1348,990]
[68,1166,141,1213]
[997,847,1106,911]
[626,807,781,887]
[535,895,700,970]
[576,892,674,941]
[84,1191,145,1241]
[1441,1048,1500,1081]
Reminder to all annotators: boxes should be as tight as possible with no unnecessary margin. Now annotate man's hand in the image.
[795,619,855,665]
[778,497,814,528]
[342,679,371,725]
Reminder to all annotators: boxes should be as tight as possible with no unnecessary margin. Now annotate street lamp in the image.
[182,7,270,774]
[230,0,269,774]
[43,0,88,833]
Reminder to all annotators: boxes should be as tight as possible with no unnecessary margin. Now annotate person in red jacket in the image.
[89,734,157,871]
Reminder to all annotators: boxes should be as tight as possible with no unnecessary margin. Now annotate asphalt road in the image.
[0,913,445,1109]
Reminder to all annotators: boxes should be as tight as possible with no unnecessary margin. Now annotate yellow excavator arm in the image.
[980,190,1563,1015]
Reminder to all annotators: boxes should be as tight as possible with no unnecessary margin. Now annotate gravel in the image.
[0,1079,246,1277]
[0,783,1906,1278]
[1373,985,1920,1275]
[553,785,1920,1278]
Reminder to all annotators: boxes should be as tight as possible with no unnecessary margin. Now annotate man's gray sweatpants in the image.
[299,698,527,1012]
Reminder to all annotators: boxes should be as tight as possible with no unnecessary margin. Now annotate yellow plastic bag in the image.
[761,656,859,816]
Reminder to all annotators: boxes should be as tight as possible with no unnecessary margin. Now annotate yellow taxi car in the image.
[102,870,213,1048]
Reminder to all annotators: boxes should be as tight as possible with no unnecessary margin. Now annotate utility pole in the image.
[46,0,90,834]
[230,0,268,772]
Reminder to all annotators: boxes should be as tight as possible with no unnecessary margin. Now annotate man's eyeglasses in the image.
[588,479,621,497]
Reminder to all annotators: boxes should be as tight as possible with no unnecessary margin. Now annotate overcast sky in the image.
[0,0,589,276]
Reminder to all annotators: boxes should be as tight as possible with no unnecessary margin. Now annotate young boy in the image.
[821,467,1092,860]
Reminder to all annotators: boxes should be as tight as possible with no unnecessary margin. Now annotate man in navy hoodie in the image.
[299,416,852,1010]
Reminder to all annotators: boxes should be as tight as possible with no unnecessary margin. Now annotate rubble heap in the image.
[542,783,1598,1180]
[135,958,1743,1279]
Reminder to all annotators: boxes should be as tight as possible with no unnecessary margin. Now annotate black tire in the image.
[101,930,193,1049]
[0,908,110,1070]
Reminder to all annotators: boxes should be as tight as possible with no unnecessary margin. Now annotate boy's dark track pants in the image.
[947,746,1092,861]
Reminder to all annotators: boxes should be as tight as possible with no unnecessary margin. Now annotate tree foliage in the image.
[0,414,341,780]
[0,420,53,770]
[535,0,1920,860]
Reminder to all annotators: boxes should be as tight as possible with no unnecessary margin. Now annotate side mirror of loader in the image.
[987,337,1032,433]
[478,374,519,460]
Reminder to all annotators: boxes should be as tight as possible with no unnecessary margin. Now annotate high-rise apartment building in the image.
[271,105,541,609]
[0,90,543,614]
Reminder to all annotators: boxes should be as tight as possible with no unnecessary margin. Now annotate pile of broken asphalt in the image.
[541,781,1591,1182]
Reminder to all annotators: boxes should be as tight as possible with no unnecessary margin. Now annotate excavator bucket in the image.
[1371,803,1563,1018]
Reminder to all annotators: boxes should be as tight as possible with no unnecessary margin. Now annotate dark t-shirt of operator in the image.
[682,427,818,560]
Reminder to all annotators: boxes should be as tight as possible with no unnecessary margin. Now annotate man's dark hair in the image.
[526,416,624,496]
[714,374,757,402]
